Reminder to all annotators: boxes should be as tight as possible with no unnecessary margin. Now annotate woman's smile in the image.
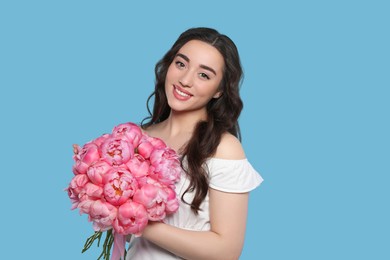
[173,85,193,101]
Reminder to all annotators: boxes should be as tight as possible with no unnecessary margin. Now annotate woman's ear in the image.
[213,91,222,99]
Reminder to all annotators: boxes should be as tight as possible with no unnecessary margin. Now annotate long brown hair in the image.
[142,27,243,213]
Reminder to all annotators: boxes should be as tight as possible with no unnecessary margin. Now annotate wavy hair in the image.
[142,27,243,213]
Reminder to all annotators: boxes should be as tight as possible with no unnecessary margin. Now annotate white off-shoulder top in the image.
[126,158,263,260]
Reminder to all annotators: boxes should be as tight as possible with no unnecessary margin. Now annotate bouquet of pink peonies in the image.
[66,122,181,260]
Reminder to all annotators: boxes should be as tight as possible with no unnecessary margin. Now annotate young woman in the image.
[126,27,263,260]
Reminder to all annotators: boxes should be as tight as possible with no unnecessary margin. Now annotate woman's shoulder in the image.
[213,132,246,160]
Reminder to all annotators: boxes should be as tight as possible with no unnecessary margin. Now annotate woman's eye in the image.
[175,61,185,69]
[199,73,210,80]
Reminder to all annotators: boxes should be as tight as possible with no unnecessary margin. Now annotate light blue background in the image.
[1,1,389,259]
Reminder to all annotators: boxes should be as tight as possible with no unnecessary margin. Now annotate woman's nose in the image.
[179,70,194,88]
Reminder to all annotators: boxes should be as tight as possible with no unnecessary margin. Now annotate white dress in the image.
[126,158,263,260]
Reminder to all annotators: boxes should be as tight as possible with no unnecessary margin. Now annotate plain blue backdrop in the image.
[1,1,389,259]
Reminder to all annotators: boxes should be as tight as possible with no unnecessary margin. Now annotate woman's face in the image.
[165,40,224,117]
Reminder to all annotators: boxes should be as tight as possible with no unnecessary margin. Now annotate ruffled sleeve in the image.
[206,158,263,193]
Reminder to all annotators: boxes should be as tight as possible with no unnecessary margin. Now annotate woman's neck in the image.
[147,109,207,153]
[166,113,198,136]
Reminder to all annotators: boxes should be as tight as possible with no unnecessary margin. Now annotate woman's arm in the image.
[141,133,249,260]
[142,189,249,260]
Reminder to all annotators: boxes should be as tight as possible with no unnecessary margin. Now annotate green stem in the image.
[97,229,115,260]
[82,231,102,253]
[82,229,126,260]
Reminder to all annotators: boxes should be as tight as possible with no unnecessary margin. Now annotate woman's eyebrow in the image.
[176,53,190,62]
[176,53,217,76]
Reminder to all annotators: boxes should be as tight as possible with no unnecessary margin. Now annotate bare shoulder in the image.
[214,132,246,160]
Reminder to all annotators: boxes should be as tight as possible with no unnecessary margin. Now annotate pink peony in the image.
[103,168,138,206]
[165,186,180,214]
[90,133,111,147]
[149,148,181,185]
[73,143,100,175]
[112,122,142,147]
[133,184,168,221]
[125,154,150,180]
[89,200,118,231]
[78,199,95,215]
[84,183,104,199]
[137,140,154,159]
[148,136,166,149]
[101,136,134,166]
[87,160,111,186]
[113,201,148,236]
[137,135,166,159]
[66,174,89,209]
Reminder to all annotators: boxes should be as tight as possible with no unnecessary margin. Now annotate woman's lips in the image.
[173,85,192,101]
